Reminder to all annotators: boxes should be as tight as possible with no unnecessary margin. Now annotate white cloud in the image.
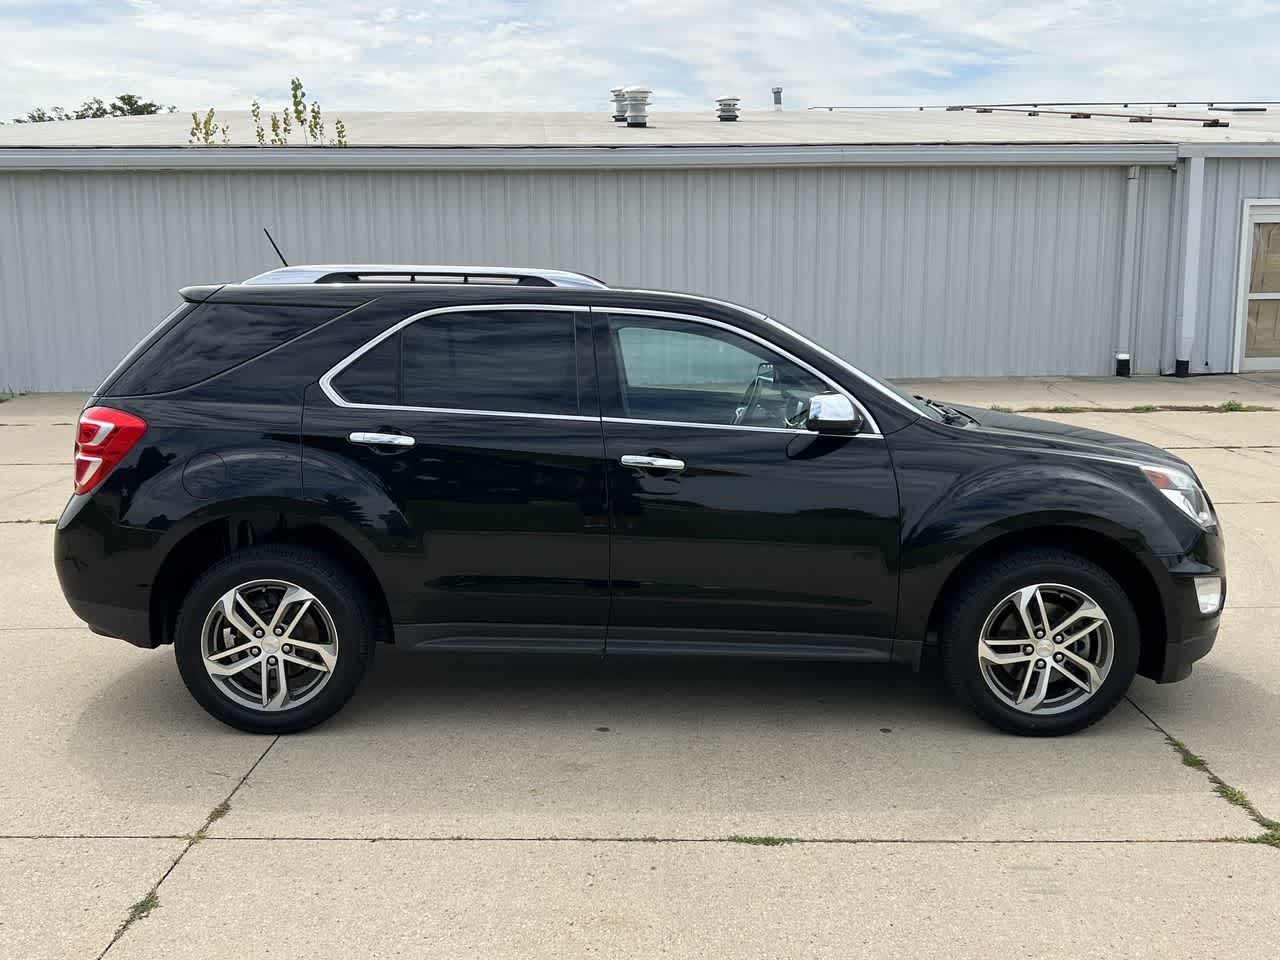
[0,0,1277,120]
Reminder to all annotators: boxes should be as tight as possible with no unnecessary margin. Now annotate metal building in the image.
[1,106,1279,391]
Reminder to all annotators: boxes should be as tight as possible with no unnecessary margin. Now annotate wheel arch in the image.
[149,513,393,649]
[921,525,1168,681]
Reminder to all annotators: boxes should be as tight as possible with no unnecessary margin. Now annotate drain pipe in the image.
[1115,165,1140,376]
[1175,155,1205,377]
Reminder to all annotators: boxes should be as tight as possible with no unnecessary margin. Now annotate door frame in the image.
[1232,199,1280,372]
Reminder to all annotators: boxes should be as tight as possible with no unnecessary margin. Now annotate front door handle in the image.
[349,431,416,448]
[620,454,685,472]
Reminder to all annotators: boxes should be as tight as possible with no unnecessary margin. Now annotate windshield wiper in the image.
[915,395,974,426]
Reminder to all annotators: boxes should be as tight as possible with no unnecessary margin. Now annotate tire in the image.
[939,548,1140,736]
[174,544,376,734]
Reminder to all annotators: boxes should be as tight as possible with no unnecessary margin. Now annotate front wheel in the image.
[940,548,1140,736]
[174,545,376,733]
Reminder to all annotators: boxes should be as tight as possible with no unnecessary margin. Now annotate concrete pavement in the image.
[1,381,1277,960]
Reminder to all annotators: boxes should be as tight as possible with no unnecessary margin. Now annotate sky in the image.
[1,0,1278,120]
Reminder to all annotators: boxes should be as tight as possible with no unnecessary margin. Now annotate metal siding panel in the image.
[1130,166,1178,374]
[1,165,1144,390]
[1195,158,1280,371]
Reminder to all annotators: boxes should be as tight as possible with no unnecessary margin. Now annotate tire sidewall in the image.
[944,553,1140,736]
[174,546,374,733]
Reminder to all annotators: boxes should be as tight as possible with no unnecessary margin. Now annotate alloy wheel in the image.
[200,579,339,712]
[976,582,1114,715]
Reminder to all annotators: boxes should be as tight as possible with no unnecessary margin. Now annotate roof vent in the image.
[772,86,783,111]
[623,86,651,127]
[610,87,627,122]
[716,96,741,121]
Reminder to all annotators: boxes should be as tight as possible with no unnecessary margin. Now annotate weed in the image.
[727,835,797,847]
[1160,733,1280,843]
[989,404,1013,413]
[109,887,159,945]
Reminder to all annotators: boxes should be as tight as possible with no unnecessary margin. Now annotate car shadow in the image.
[341,648,956,730]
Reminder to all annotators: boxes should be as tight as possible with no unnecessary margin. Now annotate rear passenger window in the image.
[330,333,400,405]
[330,310,580,416]
[106,302,341,396]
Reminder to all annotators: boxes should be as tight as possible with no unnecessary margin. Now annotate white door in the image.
[1237,202,1280,372]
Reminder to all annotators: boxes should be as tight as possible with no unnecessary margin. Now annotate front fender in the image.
[892,444,1181,646]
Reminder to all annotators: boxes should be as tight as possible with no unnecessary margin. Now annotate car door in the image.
[300,303,609,652]
[593,307,900,658]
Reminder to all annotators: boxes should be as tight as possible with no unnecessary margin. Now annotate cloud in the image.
[1,0,1277,120]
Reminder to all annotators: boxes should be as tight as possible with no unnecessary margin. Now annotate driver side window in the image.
[609,316,826,428]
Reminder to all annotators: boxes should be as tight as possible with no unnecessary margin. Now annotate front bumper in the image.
[1146,527,1225,683]
[1157,606,1220,682]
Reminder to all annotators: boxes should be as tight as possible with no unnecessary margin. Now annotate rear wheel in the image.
[174,545,376,733]
[940,548,1140,736]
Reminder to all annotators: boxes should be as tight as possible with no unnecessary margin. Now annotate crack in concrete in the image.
[95,735,280,959]
[1127,697,1279,849]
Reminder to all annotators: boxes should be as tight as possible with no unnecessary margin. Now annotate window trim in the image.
[319,303,597,421]
[319,302,882,437]
[597,307,882,437]
[1232,200,1280,372]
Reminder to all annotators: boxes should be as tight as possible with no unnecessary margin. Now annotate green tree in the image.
[13,93,176,123]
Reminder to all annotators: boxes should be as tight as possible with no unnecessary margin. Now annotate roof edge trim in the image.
[0,143,1179,171]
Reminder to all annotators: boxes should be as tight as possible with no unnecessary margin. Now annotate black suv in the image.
[55,265,1225,736]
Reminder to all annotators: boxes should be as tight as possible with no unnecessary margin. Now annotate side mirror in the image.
[805,393,860,433]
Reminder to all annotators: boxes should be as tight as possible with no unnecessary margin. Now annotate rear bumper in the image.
[54,495,159,648]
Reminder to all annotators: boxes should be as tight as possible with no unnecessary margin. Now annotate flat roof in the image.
[2,106,1279,148]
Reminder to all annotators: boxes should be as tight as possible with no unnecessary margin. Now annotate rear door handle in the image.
[620,454,685,472]
[348,431,416,448]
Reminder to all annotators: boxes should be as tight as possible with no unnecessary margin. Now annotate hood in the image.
[948,403,1186,469]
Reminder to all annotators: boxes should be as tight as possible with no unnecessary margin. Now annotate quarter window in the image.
[331,309,581,416]
[607,315,827,428]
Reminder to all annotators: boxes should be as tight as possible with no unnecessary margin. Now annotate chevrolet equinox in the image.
[54,264,1225,736]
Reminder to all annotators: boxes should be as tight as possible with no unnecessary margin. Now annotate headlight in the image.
[1142,465,1215,529]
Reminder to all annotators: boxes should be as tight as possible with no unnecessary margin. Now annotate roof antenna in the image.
[263,227,288,267]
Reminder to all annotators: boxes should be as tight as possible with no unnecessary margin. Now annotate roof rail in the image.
[241,264,607,289]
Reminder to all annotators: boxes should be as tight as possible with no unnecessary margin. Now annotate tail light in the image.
[74,406,147,495]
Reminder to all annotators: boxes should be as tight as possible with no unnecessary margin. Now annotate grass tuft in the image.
[207,800,231,823]
[1252,829,1280,849]
[110,887,159,944]
[727,835,797,847]
[1216,783,1250,807]
[1161,733,1280,845]
[1014,402,1275,415]
[988,404,1013,413]
[1166,735,1207,769]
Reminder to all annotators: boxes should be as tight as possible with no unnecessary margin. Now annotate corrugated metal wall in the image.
[1,165,1169,391]
[1193,158,1280,373]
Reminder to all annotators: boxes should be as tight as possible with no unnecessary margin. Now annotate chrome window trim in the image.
[757,314,923,420]
[320,301,886,437]
[611,293,922,422]
[595,307,883,437]
[625,289,769,321]
[603,416,880,440]
[319,303,594,417]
